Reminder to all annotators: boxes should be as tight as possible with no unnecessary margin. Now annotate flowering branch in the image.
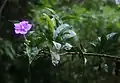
[14,21,32,83]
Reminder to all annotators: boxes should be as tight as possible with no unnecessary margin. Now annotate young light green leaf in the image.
[46,8,56,14]
[43,13,54,33]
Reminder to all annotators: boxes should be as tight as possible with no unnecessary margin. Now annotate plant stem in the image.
[60,52,120,60]
[23,34,27,42]
[28,63,31,83]
[0,0,8,19]
[23,34,31,83]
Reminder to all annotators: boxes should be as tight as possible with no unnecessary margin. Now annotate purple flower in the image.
[14,21,32,34]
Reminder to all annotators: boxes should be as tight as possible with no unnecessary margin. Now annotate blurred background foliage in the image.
[1,0,120,83]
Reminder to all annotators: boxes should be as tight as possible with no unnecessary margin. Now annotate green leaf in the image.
[43,13,54,33]
[54,24,76,42]
[50,50,60,66]
[62,30,76,40]
[53,41,62,50]
[46,8,56,14]
[107,32,119,43]
[30,47,39,57]
[106,32,117,40]
[51,17,56,27]
[62,43,72,50]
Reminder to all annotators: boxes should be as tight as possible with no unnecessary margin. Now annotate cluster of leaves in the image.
[27,7,76,65]
[28,0,120,83]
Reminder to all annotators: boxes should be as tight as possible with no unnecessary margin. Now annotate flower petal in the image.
[15,29,27,34]
[20,21,28,25]
[14,23,21,29]
[19,30,27,34]
[20,21,28,28]
[15,29,21,34]
[25,24,32,31]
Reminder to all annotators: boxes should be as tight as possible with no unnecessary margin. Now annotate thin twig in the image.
[60,52,120,59]
[0,0,8,19]
[84,52,120,59]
